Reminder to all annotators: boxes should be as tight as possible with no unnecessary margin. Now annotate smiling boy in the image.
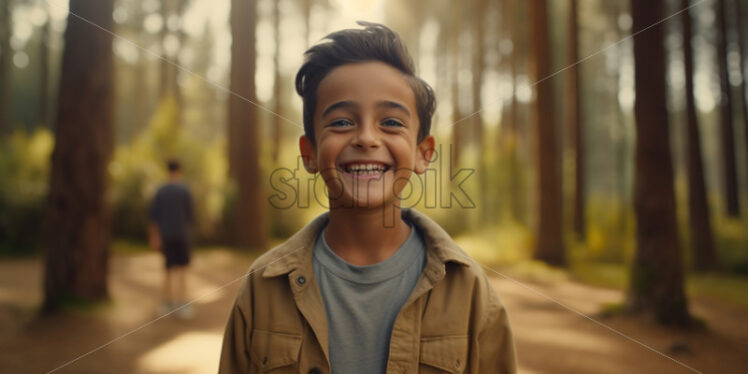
[219,22,516,373]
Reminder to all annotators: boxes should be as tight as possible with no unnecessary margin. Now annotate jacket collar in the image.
[262,208,471,278]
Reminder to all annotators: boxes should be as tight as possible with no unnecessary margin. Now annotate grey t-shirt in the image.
[312,220,427,374]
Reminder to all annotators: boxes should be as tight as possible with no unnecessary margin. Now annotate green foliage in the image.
[712,214,748,275]
[570,261,628,289]
[598,302,626,318]
[53,291,112,314]
[0,128,54,255]
[505,260,570,283]
[572,195,636,263]
[686,272,748,309]
[110,238,154,255]
[456,220,533,266]
[109,95,228,243]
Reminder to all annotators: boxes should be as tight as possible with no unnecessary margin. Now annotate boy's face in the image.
[299,61,434,210]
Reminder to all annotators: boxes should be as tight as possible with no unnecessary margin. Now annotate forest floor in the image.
[0,247,746,374]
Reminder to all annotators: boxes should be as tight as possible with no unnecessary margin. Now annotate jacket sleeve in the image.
[476,300,517,374]
[218,276,253,373]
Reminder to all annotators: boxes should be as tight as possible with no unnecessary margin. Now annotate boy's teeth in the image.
[344,163,387,173]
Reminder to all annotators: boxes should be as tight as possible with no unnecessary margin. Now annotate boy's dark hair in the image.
[167,159,181,172]
[295,21,436,146]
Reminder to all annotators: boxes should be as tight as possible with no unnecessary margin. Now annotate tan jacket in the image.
[219,208,516,374]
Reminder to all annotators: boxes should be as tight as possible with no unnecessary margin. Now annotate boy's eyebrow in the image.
[377,100,411,118]
[321,101,357,118]
[321,100,411,119]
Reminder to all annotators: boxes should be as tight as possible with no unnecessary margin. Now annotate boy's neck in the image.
[324,204,412,266]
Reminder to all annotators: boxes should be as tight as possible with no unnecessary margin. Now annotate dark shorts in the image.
[162,238,191,269]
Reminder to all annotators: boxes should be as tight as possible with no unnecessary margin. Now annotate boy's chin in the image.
[331,194,397,210]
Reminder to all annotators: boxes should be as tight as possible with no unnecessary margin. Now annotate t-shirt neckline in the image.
[314,220,423,284]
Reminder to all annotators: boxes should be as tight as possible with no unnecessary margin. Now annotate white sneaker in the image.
[176,303,195,320]
[157,302,173,316]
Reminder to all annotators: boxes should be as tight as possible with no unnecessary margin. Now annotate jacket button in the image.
[455,359,461,368]
[308,367,321,374]
[297,276,306,285]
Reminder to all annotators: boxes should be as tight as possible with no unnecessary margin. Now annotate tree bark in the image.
[435,19,447,134]
[173,0,188,122]
[472,0,488,222]
[627,0,691,326]
[682,0,717,271]
[159,0,171,98]
[607,2,631,239]
[229,0,266,250]
[158,0,188,126]
[39,4,51,128]
[499,0,523,224]
[43,0,115,312]
[0,0,11,136]
[566,0,585,240]
[450,2,463,168]
[716,0,740,217]
[734,0,748,179]
[529,0,565,266]
[302,0,312,48]
[271,0,283,163]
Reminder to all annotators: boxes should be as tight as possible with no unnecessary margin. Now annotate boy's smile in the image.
[300,61,434,210]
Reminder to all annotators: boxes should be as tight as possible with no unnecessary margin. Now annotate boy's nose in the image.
[351,121,380,149]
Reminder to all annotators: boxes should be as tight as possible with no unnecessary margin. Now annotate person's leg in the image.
[158,266,174,314]
[173,265,195,318]
[174,265,188,305]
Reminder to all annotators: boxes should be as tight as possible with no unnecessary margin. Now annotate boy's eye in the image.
[382,118,404,127]
[328,119,353,127]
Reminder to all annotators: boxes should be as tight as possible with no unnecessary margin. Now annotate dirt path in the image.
[0,250,745,373]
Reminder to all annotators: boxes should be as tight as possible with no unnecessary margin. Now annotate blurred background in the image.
[0,0,747,373]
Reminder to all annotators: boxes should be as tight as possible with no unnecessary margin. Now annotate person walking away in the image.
[149,159,195,319]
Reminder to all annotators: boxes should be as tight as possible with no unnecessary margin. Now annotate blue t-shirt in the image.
[312,220,427,374]
[149,182,194,241]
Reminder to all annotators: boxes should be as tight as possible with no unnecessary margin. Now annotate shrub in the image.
[0,128,54,255]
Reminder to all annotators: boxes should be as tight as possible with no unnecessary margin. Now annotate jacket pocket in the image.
[419,335,469,373]
[249,329,302,373]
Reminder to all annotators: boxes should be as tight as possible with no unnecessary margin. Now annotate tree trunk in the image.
[499,0,523,224]
[39,4,51,128]
[271,0,283,163]
[159,0,170,98]
[229,0,266,250]
[0,0,11,136]
[716,0,740,217]
[158,0,187,126]
[627,0,691,326]
[173,0,188,123]
[302,0,312,48]
[43,0,115,312]
[472,0,488,223]
[528,0,565,266]
[735,0,748,178]
[450,3,463,168]
[122,2,149,141]
[566,0,585,240]
[607,2,631,238]
[435,19,447,134]
[132,56,148,139]
[682,0,717,271]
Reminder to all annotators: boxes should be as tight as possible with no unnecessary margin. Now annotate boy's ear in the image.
[299,135,318,173]
[414,135,435,174]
